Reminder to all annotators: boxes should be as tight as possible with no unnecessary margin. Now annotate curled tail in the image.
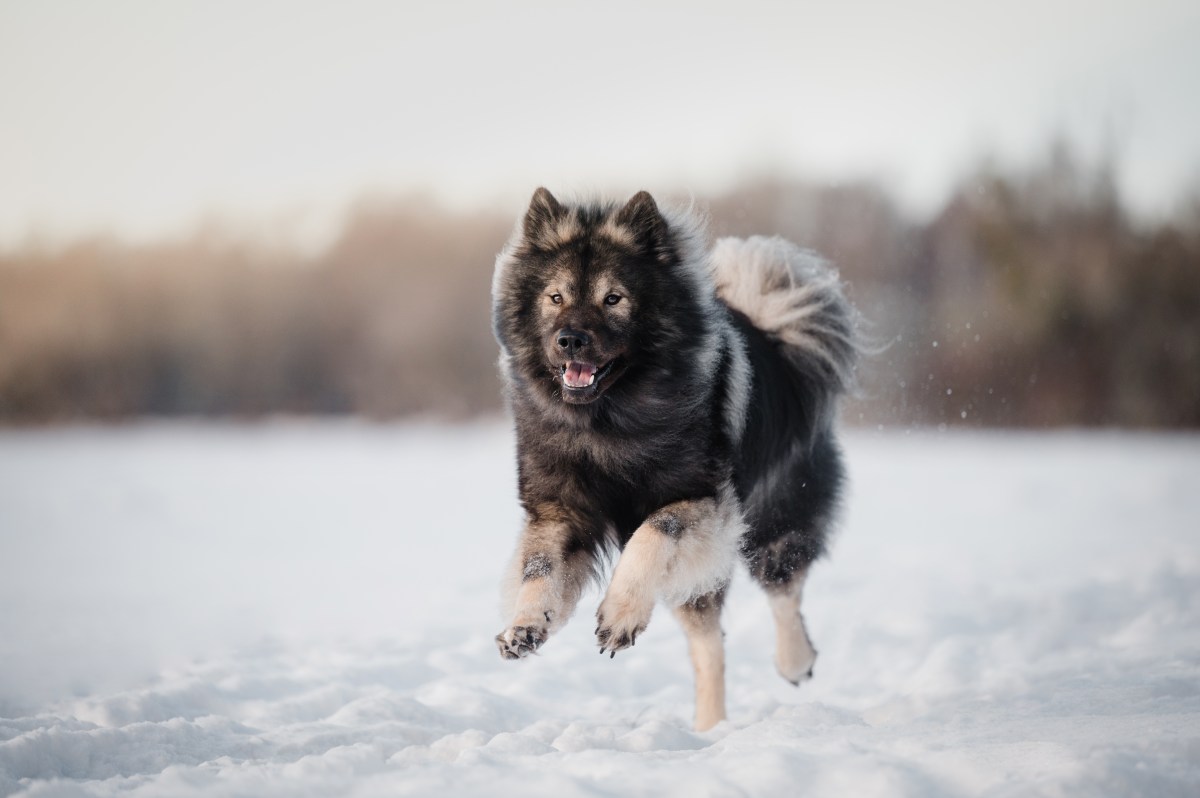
[710,236,860,411]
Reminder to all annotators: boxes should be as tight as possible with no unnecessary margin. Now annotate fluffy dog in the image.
[492,188,858,730]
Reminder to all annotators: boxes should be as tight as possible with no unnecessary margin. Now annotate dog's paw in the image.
[595,593,653,658]
[495,625,547,660]
[776,640,817,686]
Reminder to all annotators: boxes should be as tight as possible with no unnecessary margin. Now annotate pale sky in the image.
[2,0,1198,248]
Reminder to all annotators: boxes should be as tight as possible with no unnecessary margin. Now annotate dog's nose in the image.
[556,329,590,357]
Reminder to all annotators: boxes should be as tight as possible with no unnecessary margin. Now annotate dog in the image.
[491,188,858,731]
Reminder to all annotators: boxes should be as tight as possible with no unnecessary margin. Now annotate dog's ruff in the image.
[492,188,858,731]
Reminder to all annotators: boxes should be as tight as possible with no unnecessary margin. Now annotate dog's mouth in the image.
[557,359,618,402]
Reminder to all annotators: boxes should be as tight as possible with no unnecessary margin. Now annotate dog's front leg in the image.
[595,491,743,657]
[673,588,728,731]
[496,516,590,660]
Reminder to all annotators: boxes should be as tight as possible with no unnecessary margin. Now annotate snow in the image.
[1,422,1198,797]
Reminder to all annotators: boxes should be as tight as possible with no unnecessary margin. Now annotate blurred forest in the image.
[2,144,1198,428]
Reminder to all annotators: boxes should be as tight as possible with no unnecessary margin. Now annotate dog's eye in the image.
[604,294,622,306]
[549,293,562,305]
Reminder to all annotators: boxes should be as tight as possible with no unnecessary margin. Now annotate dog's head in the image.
[493,188,706,410]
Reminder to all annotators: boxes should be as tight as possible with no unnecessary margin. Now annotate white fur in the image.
[491,215,524,315]
[658,482,745,605]
[598,481,745,624]
[710,235,858,393]
[721,325,752,446]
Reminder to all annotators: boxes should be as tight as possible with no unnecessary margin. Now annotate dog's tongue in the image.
[564,362,598,389]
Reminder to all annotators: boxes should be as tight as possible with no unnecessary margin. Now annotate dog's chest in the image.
[521,424,717,536]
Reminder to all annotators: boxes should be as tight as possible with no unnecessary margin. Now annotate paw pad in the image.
[495,625,547,660]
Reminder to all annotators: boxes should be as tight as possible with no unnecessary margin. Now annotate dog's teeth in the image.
[586,374,595,386]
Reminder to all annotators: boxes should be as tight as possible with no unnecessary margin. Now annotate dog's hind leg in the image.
[672,588,727,731]
[745,530,820,684]
[496,516,592,660]
[766,568,817,684]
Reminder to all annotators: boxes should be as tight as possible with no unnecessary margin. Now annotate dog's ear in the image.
[614,191,667,250]
[523,187,566,242]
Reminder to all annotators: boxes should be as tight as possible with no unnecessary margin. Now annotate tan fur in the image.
[538,267,576,310]
[598,217,636,247]
[500,511,594,647]
[767,571,817,684]
[540,213,583,249]
[594,522,671,646]
[601,487,744,612]
[594,486,744,683]
[590,278,633,321]
[673,598,726,731]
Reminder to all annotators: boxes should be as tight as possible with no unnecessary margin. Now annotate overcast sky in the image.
[2,0,1198,247]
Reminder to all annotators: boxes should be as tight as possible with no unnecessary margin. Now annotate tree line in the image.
[2,145,1197,427]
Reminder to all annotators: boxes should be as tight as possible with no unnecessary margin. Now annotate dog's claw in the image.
[595,625,643,658]
[594,595,651,658]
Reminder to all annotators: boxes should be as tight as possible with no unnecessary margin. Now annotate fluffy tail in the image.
[710,236,859,401]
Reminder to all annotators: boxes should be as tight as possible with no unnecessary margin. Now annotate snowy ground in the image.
[0,422,1197,797]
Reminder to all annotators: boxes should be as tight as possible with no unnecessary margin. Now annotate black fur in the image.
[493,190,853,591]
[729,309,845,582]
[494,193,729,564]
